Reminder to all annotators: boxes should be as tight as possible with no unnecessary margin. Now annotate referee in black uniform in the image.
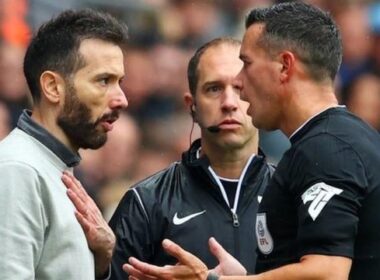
[124,2,380,280]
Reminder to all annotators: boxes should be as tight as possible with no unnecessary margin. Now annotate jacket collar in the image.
[182,138,267,173]
[17,109,81,167]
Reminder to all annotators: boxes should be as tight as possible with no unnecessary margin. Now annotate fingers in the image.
[75,210,92,233]
[124,263,157,280]
[208,237,230,261]
[62,172,101,219]
[62,172,91,204]
[128,257,164,278]
[162,239,196,265]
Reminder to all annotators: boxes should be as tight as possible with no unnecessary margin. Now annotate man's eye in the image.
[207,85,222,93]
[99,77,109,85]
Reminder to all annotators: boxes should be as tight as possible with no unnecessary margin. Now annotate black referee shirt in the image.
[255,107,380,279]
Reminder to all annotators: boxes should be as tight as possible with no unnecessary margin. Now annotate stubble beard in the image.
[57,83,107,150]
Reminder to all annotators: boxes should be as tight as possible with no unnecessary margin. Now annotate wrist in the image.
[207,271,220,280]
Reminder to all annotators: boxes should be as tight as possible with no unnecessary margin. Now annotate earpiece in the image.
[190,103,197,122]
[189,101,220,133]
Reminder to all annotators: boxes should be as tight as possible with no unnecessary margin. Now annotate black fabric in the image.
[109,139,273,279]
[255,107,380,280]
[219,179,238,208]
[17,110,80,167]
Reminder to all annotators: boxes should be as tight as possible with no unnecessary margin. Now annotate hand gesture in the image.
[62,171,115,278]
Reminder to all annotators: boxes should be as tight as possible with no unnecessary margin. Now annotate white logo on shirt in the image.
[301,182,343,221]
[173,210,206,225]
[256,213,273,255]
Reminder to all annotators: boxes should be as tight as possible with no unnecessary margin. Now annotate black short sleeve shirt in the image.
[255,107,380,279]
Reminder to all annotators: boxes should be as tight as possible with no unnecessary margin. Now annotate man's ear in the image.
[39,71,66,104]
[184,91,195,110]
[279,51,295,83]
[184,92,197,122]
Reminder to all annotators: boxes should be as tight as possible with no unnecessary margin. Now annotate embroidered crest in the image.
[301,182,343,221]
[256,213,273,255]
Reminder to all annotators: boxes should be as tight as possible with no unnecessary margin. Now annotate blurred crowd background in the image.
[1,0,380,220]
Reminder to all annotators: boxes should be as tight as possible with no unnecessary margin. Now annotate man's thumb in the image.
[209,237,229,261]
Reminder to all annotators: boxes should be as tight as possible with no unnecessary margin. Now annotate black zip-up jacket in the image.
[109,139,274,279]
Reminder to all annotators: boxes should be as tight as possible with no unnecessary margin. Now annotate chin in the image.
[78,132,107,150]
[218,136,246,149]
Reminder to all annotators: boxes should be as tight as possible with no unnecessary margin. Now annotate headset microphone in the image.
[207,125,221,133]
[191,102,220,133]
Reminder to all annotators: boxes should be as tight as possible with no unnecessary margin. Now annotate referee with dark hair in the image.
[124,2,380,280]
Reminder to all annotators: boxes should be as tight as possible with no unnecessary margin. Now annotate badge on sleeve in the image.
[301,182,343,221]
[256,213,273,255]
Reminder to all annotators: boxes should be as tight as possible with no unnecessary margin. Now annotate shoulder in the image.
[0,128,49,166]
[0,160,42,204]
[285,132,368,194]
[133,161,185,192]
[116,161,186,207]
[292,132,361,165]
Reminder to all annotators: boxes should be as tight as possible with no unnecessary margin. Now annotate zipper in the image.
[232,211,240,227]
[208,153,256,227]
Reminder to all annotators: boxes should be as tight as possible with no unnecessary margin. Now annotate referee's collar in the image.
[289,105,346,143]
[17,109,81,167]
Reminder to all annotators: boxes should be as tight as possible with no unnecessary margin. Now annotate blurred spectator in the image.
[122,47,155,114]
[335,4,373,91]
[94,112,142,220]
[142,111,201,158]
[0,41,31,127]
[0,0,30,46]
[344,74,380,132]
[0,101,11,139]
[259,130,290,164]
[158,0,229,48]
[100,112,141,182]
[369,3,380,75]
[133,147,175,182]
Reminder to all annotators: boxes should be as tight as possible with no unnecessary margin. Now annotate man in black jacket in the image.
[63,37,274,279]
[107,37,273,279]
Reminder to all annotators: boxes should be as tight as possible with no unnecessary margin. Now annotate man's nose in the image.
[221,87,239,111]
[235,71,247,101]
[109,85,128,110]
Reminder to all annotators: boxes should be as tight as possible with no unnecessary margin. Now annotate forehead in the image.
[241,24,265,55]
[198,44,242,82]
[76,38,124,76]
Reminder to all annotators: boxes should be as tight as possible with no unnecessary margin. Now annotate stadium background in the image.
[1,0,379,220]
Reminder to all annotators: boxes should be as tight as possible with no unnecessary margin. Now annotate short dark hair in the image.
[23,9,128,103]
[187,37,241,96]
[246,2,342,82]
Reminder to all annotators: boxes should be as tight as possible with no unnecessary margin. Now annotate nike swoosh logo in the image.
[173,210,206,225]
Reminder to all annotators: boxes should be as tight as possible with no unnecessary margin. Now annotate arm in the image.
[61,172,115,278]
[125,240,350,280]
[124,238,247,280]
[108,187,156,279]
[0,162,45,278]
[221,255,351,280]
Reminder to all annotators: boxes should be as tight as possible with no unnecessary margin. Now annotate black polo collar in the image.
[17,110,81,167]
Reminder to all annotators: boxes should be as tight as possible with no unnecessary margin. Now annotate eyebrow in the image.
[202,81,223,88]
[95,72,124,79]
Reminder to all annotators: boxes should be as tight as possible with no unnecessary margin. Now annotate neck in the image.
[280,81,338,137]
[201,133,258,179]
[31,104,77,152]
